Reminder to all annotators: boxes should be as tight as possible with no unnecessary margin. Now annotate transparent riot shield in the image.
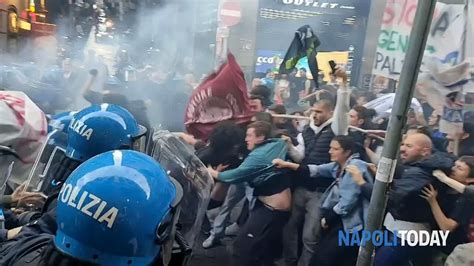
[19,130,69,208]
[150,130,213,264]
[0,145,18,198]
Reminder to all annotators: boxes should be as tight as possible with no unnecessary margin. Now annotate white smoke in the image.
[1,0,217,119]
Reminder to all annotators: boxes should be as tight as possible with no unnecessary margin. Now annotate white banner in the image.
[372,0,466,80]
[0,91,47,184]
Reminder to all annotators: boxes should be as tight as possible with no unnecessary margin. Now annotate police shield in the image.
[150,130,213,264]
[0,145,18,197]
[21,130,69,201]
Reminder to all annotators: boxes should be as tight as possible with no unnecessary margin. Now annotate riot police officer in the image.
[0,150,182,266]
[1,103,146,240]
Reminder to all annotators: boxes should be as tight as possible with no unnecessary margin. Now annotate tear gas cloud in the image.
[0,0,218,129]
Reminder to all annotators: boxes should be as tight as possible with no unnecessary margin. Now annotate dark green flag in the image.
[279,25,321,88]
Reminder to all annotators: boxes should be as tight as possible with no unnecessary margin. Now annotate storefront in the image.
[254,0,371,85]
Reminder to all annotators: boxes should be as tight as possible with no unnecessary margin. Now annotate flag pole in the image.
[356,1,438,265]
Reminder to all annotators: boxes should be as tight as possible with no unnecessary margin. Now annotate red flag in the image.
[185,53,254,140]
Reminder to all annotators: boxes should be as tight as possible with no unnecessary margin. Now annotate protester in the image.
[348,105,376,143]
[252,111,274,125]
[282,68,350,266]
[274,74,291,105]
[374,133,455,266]
[425,110,448,151]
[273,135,373,265]
[458,121,474,156]
[268,104,299,140]
[194,122,248,248]
[81,70,151,131]
[290,110,309,133]
[420,156,474,254]
[355,91,376,106]
[207,121,292,266]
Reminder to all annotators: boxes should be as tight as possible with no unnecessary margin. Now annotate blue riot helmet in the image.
[48,111,77,134]
[54,150,183,265]
[66,104,147,162]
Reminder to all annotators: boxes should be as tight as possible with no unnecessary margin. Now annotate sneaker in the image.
[225,223,239,236]
[202,234,220,249]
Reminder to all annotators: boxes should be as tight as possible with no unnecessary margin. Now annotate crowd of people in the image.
[1,46,474,266]
[179,67,474,266]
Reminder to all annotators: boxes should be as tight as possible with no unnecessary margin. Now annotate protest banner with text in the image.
[373,0,466,80]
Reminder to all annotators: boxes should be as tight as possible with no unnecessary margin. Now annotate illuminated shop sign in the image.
[280,0,355,9]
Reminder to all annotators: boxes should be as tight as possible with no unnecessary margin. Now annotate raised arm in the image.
[433,170,466,194]
[331,68,351,136]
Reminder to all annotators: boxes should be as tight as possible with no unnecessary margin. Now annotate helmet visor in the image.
[131,125,148,153]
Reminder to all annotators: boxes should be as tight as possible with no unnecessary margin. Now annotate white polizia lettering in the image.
[69,118,94,140]
[59,184,119,229]
[281,1,342,9]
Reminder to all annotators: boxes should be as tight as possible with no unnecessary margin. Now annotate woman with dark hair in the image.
[273,135,373,266]
[177,121,247,240]
[199,122,250,249]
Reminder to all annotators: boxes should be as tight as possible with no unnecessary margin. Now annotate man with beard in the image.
[282,99,338,266]
[282,69,349,266]
[374,133,455,266]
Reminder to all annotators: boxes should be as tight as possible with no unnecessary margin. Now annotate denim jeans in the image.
[211,183,253,238]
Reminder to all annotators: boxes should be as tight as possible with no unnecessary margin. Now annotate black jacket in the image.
[0,234,52,266]
[388,152,456,223]
[295,124,335,191]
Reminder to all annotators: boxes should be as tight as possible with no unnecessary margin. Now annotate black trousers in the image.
[236,198,250,226]
[232,200,290,266]
[311,220,360,266]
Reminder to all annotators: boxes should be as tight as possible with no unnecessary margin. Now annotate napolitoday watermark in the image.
[338,230,449,247]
